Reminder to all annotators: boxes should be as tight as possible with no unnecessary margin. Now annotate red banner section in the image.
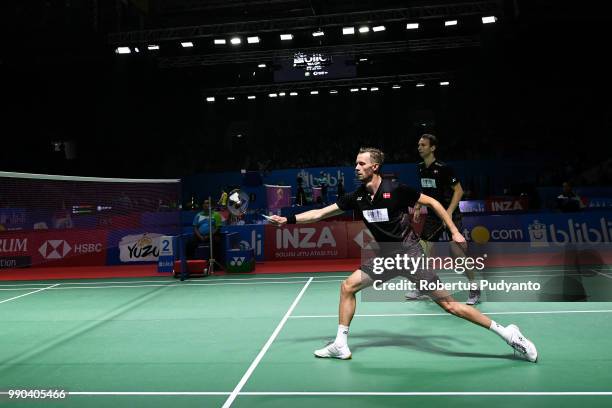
[346,221,372,258]
[0,230,108,267]
[264,222,348,260]
[265,220,423,260]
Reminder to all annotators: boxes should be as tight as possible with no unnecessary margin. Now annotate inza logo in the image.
[490,201,523,211]
[276,227,337,249]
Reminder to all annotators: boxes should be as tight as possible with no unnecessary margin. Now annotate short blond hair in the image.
[358,147,385,172]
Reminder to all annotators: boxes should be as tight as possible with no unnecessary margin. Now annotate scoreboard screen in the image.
[274,52,356,82]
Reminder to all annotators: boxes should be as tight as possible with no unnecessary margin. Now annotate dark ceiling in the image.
[1,1,611,178]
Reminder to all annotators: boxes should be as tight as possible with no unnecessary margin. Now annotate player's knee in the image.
[340,279,358,296]
[440,300,461,316]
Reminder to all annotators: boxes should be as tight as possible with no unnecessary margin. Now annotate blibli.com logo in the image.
[296,169,345,188]
[463,225,524,243]
[528,218,612,245]
[239,230,263,257]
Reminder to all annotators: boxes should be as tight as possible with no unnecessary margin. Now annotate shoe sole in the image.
[314,353,352,360]
[405,296,429,301]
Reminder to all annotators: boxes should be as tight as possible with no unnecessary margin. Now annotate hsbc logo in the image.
[39,240,72,259]
[353,229,375,249]
[39,240,103,259]
[275,227,337,249]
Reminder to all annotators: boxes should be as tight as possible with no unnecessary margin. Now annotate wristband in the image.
[286,215,297,224]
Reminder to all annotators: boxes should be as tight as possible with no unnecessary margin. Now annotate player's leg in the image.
[406,216,443,300]
[339,268,372,326]
[429,289,538,362]
[314,269,374,360]
[449,213,482,305]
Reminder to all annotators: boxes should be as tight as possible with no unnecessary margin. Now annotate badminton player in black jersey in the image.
[268,147,537,362]
[408,134,481,305]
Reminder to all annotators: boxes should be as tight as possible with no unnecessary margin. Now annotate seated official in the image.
[187,199,223,259]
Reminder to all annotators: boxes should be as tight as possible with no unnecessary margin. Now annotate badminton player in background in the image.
[268,147,537,362]
[408,134,481,305]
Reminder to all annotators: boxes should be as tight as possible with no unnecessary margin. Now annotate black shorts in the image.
[360,239,441,290]
[420,212,463,242]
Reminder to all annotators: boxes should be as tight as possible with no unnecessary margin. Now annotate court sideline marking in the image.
[0,284,60,304]
[0,271,605,291]
[593,269,612,280]
[0,267,599,288]
[221,277,314,408]
[3,391,610,397]
[290,309,612,319]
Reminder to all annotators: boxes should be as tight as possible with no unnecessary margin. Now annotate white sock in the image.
[489,320,511,343]
[335,325,349,347]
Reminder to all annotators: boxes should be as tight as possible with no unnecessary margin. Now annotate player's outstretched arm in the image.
[417,194,466,243]
[268,204,344,226]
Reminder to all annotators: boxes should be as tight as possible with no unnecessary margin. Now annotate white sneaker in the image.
[506,324,538,362]
[314,342,352,360]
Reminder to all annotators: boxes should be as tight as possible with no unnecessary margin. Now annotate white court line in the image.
[593,270,612,280]
[0,284,60,304]
[221,277,314,408]
[14,391,610,397]
[40,279,175,285]
[437,273,588,279]
[65,391,230,396]
[438,268,612,277]
[0,267,598,289]
[0,281,315,291]
[0,275,348,289]
[290,309,612,319]
[240,391,612,396]
[308,273,596,286]
[1,272,604,291]
[472,268,597,273]
[0,283,60,287]
[201,274,348,282]
[0,277,350,291]
[182,275,347,283]
[57,281,312,290]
